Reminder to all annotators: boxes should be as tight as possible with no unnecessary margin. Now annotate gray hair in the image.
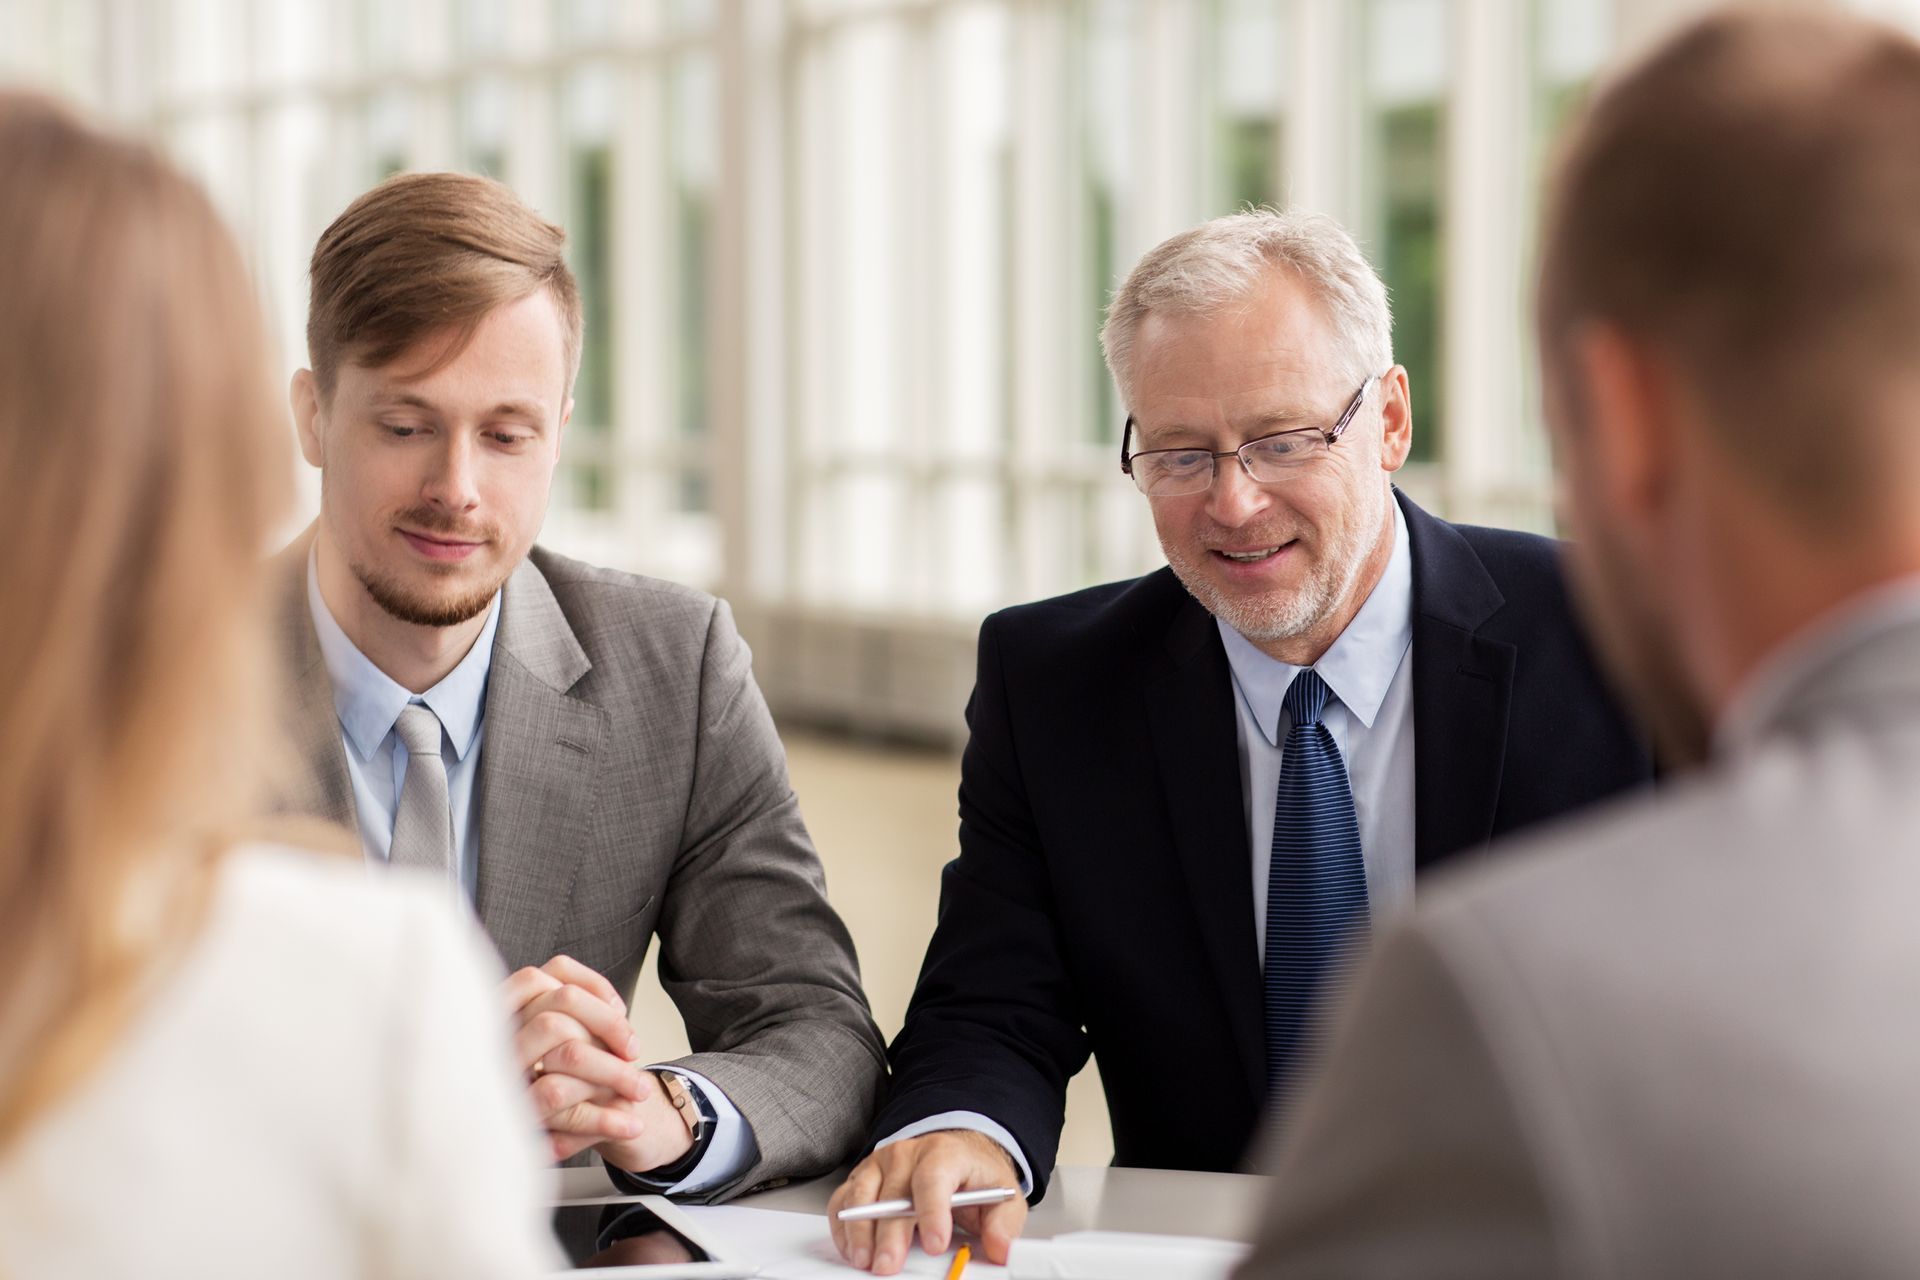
[1100,209,1393,407]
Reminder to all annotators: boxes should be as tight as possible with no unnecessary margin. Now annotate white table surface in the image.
[552,1164,1267,1244]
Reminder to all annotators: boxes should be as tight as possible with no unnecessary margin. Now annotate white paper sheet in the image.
[675,1206,1246,1280]
[677,1205,1009,1279]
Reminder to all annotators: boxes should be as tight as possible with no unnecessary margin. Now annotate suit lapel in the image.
[1143,587,1267,1103]
[276,531,356,831]
[472,557,609,971]
[1401,493,1517,869]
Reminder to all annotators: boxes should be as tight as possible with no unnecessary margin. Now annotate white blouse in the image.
[0,844,563,1278]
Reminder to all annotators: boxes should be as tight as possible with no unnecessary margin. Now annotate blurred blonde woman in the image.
[0,95,561,1277]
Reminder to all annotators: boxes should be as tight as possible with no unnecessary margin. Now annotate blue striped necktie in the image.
[1263,668,1370,1094]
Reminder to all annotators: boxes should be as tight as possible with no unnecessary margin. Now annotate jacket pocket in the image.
[552,894,658,974]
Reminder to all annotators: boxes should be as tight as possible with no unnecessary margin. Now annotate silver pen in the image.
[834,1186,1021,1222]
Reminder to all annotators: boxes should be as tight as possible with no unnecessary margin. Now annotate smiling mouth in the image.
[1213,542,1294,563]
[398,528,488,561]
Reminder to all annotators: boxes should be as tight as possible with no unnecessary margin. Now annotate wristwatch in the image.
[603,1068,720,1192]
[655,1067,714,1150]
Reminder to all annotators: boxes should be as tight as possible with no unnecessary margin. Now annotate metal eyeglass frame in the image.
[1119,372,1384,494]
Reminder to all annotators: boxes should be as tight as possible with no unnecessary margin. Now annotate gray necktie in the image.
[389,704,455,881]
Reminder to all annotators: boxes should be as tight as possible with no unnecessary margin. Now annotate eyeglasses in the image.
[1119,373,1383,498]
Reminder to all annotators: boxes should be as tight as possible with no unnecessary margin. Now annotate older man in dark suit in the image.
[829,209,1652,1274]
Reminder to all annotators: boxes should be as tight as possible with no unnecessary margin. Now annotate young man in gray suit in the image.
[281,172,883,1203]
[1239,10,1920,1277]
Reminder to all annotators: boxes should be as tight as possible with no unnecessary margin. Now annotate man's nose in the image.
[423,436,481,512]
[1204,454,1273,528]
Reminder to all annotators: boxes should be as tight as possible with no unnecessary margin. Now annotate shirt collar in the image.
[1713,573,1920,755]
[1217,499,1414,747]
[305,544,500,763]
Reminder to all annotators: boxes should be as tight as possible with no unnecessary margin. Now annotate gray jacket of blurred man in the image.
[1234,7,1920,1278]
[1236,590,1920,1279]
[276,534,886,1201]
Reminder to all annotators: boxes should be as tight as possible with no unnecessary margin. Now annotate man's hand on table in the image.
[827,1129,1028,1275]
[502,955,695,1175]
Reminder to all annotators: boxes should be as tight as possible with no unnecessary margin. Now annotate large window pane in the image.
[1526,0,1611,491]
[563,64,615,513]
[363,86,410,181]
[1078,0,1137,447]
[18,0,1669,624]
[936,1,1014,472]
[669,49,716,516]
[167,110,250,229]
[1363,0,1448,464]
[165,0,245,98]
[1534,0,1610,149]
[456,0,510,56]
[937,477,1006,615]
[1209,0,1285,212]
[561,0,617,47]
[791,15,914,608]
[256,0,330,85]
[457,78,509,179]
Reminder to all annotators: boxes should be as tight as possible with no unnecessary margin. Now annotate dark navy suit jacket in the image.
[873,492,1654,1197]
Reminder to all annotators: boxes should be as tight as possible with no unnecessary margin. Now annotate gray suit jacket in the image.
[279,538,885,1200]
[1237,601,1920,1278]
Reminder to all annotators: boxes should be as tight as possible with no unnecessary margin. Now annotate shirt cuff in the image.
[611,1067,758,1197]
[876,1112,1035,1196]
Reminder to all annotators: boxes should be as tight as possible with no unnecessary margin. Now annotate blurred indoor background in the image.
[6,0,1916,1167]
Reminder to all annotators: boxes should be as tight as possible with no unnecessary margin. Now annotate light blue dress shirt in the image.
[305,551,754,1195]
[1219,497,1418,953]
[884,502,1418,1190]
[306,549,496,899]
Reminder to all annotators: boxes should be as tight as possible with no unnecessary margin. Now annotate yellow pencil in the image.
[944,1243,972,1280]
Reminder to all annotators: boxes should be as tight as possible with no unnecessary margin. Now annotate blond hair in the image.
[1100,209,1394,406]
[307,171,583,395]
[0,93,292,1149]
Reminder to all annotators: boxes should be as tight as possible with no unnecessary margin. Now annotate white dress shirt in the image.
[304,552,754,1196]
[890,503,1419,1190]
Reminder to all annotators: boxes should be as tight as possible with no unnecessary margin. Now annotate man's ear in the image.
[1568,324,1674,532]
[1375,365,1413,473]
[555,395,573,454]
[291,369,325,469]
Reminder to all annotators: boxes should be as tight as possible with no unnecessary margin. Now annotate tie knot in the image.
[1284,669,1332,727]
[394,704,445,758]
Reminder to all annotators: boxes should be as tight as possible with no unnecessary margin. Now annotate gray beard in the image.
[1160,508,1381,647]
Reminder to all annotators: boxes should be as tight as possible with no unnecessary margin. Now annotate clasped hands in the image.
[503,955,694,1175]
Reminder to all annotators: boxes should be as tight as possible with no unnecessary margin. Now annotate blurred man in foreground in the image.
[830,208,1650,1273]
[1238,9,1920,1278]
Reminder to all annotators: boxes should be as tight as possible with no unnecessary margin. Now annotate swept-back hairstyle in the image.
[1101,209,1394,406]
[0,93,292,1148]
[306,170,582,395]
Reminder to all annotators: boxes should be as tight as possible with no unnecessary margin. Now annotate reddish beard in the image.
[355,506,510,628]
